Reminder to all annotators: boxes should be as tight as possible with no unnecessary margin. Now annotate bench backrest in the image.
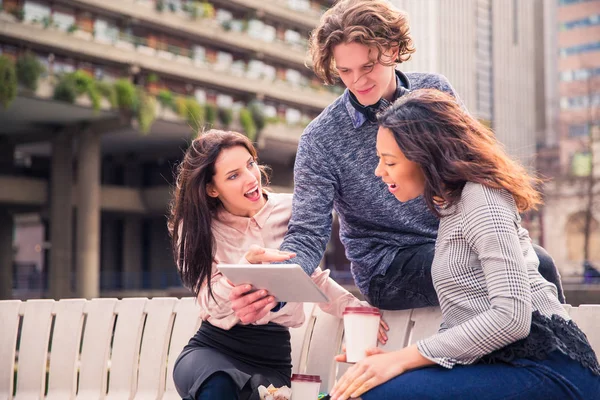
[1,298,598,399]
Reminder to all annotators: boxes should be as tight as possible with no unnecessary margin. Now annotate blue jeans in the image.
[365,243,565,310]
[361,351,600,400]
[194,372,239,400]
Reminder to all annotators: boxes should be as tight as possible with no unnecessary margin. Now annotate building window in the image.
[561,94,600,110]
[23,1,51,23]
[560,14,600,31]
[560,67,600,82]
[560,41,600,57]
[559,0,596,5]
[569,124,590,138]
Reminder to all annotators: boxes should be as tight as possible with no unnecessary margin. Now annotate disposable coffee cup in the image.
[343,306,381,363]
[291,374,321,400]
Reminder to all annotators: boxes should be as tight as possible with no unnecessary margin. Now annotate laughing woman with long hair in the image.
[168,130,384,400]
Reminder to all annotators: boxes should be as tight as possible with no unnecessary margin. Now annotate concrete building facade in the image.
[0,0,337,300]
[391,0,543,166]
[541,0,600,278]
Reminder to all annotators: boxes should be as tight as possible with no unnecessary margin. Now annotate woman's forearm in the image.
[392,344,436,374]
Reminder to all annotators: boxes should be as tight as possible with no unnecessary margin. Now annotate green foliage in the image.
[202,2,215,18]
[218,107,233,128]
[176,97,204,132]
[155,0,165,12]
[67,23,79,33]
[0,56,18,109]
[157,89,174,109]
[187,1,214,19]
[265,115,283,125]
[205,103,217,125]
[53,75,78,104]
[16,53,45,91]
[147,73,159,84]
[42,15,55,29]
[10,8,25,22]
[248,101,265,132]
[70,70,101,110]
[96,81,117,108]
[239,108,257,141]
[52,70,101,110]
[114,79,138,111]
[136,89,157,134]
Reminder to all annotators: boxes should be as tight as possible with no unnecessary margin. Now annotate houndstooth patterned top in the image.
[417,182,570,368]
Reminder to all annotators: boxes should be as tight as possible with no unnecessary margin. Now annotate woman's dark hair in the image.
[377,89,542,217]
[168,129,269,299]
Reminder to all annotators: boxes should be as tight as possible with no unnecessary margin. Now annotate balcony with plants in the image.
[58,0,312,67]
[0,49,318,144]
[0,3,341,110]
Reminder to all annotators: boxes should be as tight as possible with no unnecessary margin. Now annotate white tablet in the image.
[218,264,330,303]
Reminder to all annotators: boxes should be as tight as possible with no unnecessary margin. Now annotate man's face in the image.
[333,42,397,106]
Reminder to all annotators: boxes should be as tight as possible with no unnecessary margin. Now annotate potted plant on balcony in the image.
[155,0,165,12]
[157,89,174,110]
[16,52,45,92]
[53,74,78,104]
[205,103,217,126]
[42,15,55,29]
[248,101,266,133]
[96,81,117,108]
[0,55,17,109]
[136,89,157,134]
[146,73,160,95]
[9,8,25,22]
[239,107,257,141]
[67,23,79,34]
[53,70,102,111]
[218,107,233,129]
[202,2,215,19]
[176,96,204,132]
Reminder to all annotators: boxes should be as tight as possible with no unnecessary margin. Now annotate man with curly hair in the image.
[230,0,563,319]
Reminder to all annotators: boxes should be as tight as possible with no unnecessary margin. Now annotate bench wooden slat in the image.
[379,309,413,351]
[77,299,118,400]
[14,300,55,400]
[46,299,86,400]
[407,307,443,345]
[105,298,147,400]
[290,303,316,375]
[134,298,177,400]
[163,298,201,400]
[569,305,600,356]
[305,307,344,392]
[0,300,22,400]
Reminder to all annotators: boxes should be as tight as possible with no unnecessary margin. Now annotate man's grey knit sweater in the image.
[279,72,460,296]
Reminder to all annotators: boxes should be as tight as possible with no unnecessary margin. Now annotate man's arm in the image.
[279,129,337,275]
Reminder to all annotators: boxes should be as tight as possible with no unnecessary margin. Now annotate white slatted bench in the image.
[1,298,599,399]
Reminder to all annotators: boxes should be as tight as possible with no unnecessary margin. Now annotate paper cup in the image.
[291,374,321,400]
[343,306,381,363]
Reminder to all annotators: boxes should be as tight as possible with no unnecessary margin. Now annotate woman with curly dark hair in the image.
[330,90,600,400]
